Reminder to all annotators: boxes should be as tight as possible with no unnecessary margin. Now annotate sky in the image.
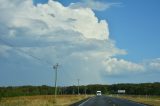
[0,0,160,86]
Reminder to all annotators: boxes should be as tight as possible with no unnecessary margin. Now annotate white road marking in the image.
[78,96,95,106]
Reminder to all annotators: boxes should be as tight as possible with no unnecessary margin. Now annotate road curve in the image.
[78,96,148,106]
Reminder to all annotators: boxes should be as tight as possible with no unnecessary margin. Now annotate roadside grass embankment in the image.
[0,95,91,106]
[111,94,160,106]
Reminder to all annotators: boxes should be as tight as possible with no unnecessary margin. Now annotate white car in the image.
[96,91,102,96]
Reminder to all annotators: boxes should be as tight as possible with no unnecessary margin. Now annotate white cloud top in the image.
[0,0,109,40]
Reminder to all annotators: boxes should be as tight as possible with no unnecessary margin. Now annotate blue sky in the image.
[103,0,160,62]
[0,0,160,86]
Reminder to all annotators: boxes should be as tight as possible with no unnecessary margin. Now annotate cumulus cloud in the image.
[0,0,122,58]
[103,58,144,75]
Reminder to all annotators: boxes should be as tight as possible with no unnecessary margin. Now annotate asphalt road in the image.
[78,96,148,106]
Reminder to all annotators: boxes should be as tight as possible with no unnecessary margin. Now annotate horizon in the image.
[1,82,159,87]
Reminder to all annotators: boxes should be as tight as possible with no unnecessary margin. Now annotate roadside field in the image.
[111,95,160,106]
[0,95,90,106]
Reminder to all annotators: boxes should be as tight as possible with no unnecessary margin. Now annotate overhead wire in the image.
[0,37,52,66]
[0,37,79,86]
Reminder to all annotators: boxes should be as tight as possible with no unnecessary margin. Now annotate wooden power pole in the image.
[53,63,59,98]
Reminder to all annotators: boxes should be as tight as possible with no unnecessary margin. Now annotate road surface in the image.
[78,96,148,106]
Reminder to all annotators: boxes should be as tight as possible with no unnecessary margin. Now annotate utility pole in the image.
[77,79,80,95]
[72,85,75,95]
[53,63,59,98]
[85,86,87,96]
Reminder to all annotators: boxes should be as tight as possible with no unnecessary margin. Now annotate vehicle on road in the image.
[96,91,101,96]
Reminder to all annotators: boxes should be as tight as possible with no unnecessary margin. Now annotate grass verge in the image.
[0,95,90,106]
[111,95,160,106]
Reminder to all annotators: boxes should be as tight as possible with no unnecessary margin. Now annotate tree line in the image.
[0,82,159,98]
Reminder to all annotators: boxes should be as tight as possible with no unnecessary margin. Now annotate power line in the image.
[0,38,52,65]
[0,38,81,90]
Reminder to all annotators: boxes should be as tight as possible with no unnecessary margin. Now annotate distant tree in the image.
[0,82,159,98]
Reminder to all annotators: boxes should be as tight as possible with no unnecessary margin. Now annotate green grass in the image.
[0,95,90,106]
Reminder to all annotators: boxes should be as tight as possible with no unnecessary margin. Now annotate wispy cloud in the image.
[69,0,122,11]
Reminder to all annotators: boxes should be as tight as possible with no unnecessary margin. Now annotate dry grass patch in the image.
[0,95,90,106]
[112,95,160,106]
